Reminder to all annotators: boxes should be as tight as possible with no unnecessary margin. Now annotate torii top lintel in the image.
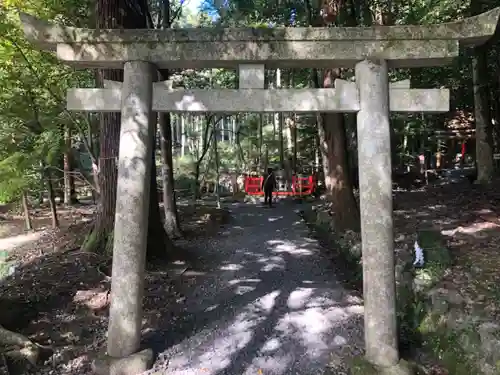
[19,8,500,70]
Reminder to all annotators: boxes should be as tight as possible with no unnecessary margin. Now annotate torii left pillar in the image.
[105,61,157,374]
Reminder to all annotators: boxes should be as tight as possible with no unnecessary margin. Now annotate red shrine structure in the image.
[244,175,316,196]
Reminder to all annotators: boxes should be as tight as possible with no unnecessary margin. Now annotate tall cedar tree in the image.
[87,0,176,260]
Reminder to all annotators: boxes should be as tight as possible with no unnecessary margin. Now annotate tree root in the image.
[0,324,51,366]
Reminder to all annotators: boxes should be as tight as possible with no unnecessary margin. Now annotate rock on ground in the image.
[142,200,364,375]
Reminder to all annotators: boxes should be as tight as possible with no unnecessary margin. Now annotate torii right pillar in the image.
[355,59,399,368]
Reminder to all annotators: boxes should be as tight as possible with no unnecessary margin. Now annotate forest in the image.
[0,0,500,374]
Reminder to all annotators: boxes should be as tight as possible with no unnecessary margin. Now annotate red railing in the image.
[244,177,264,195]
[244,176,315,196]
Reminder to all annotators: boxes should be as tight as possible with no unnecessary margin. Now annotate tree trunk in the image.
[278,113,284,169]
[0,324,43,366]
[21,191,32,231]
[83,0,126,253]
[63,126,72,205]
[42,162,59,229]
[258,114,263,171]
[193,119,213,198]
[292,114,298,172]
[38,170,44,206]
[63,126,78,205]
[157,0,181,238]
[285,119,293,162]
[84,69,121,253]
[85,0,169,254]
[316,68,360,232]
[88,112,100,199]
[472,44,494,183]
[158,108,182,238]
[308,1,359,232]
[315,132,321,173]
[276,69,285,168]
[213,120,221,208]
[180,115,186,157]
[193,162,201,199]
[235,118,246,168]
[147,134,177,262]
[264,144,269,173]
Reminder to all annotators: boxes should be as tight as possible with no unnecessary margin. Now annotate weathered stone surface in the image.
[315,210,331,227]
[16,9,499,69]
[478,322,500,373]
[427,287,464,307]
[238,64,264,88]
[106,61,156,358]
[20,8,500,44]
[355,59,398,368]
[336,78,410,88]
[67,87,362,113]
[73,288,110,311]
[338,230,363,258]
[67,85,449,113]
[53,40,460,69]
[92,349,153,375]
[389,88,449,112]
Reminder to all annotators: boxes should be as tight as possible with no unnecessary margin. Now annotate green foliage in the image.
[420,321,481,375]
[417,229,453,279]
[0,1,93,203]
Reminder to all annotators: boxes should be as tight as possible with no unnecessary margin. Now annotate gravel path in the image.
[144,201,364,375]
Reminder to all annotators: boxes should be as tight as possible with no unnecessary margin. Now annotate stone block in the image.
[55,39,461,70]
[479,322,500,369]
[389,88,449,112]
[427,287,463,307]
[238,64,264,88]
[315,210,331,227]
[21,9,500,69]
[92,348,154,375]
[67,87,362,113]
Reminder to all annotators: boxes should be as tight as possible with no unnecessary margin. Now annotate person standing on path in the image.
[262,167,277,208]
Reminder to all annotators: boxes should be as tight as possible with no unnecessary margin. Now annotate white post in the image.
[107,61,156,359]
[355,59,399,368]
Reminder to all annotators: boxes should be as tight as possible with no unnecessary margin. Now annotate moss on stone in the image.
[82,229,98,252]
[82,228,114,255]
[348,357,418,375]
[420,325,481,375]
[304,208,483,375]
[348,356,379,375]
[105,230,114,254]
[417,229,451,270]
[300,207,363,289]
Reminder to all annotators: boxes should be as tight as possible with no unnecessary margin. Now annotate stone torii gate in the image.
[20,9,500,375]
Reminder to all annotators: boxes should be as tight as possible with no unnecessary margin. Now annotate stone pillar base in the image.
[348,357,416,375]
[92,348,153,375]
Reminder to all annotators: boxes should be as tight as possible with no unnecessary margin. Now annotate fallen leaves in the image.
[0,201,229,374]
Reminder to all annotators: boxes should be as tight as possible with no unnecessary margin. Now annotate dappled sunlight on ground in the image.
[393,180,500,321]
[0,231,44,252]
[143,202,364,375]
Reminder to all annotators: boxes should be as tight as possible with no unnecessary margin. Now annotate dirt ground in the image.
[0,201,230,375]
[393,180,500,322]
[1,183,499,374]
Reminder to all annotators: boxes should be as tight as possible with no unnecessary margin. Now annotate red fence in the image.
[244,176,315,196]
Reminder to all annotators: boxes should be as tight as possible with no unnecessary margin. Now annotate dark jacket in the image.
[262,172,277,191]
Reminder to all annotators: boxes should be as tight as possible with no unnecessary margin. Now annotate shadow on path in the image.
[143,201,364,375]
